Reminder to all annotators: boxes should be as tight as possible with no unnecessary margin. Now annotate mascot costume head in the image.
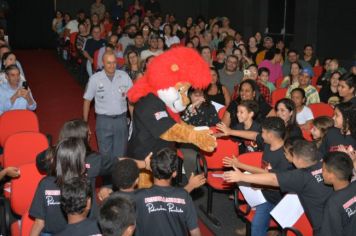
[128,47,212,118]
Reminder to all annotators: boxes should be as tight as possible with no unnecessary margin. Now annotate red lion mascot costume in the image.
[127,47,217,187]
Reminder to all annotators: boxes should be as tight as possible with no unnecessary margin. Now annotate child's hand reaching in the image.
[223,166,243,183]
[223,155,240,168]
[216,122,231,136]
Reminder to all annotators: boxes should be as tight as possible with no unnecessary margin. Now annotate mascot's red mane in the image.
[128,47,212,103]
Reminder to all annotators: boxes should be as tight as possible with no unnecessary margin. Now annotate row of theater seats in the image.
[0,110,49,235]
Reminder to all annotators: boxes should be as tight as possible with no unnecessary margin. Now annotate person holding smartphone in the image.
[0,64,36,115]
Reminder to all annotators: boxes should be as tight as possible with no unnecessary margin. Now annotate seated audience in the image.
[319,102,356,156]
[213,49,226,70]
[218,55,243,95]
[0,65,36,115]
[122,50,143,81]
[282,49,312,77]
[200,46,213,66]
[223,140,333,235]
[258,48,283,84]
[206,67,230,107]
[163,24,180,48]
[286,68,320,105]
[97,34,124,70]
[302,44,320,67]
[255,36,274,65]
[290,88,314,129]
[222,79,273,127]
[56,177,101,236]
[320,71,342,106]
[311,116,334,148]
[140,34,163,60]
[321,152,356,236]
[124,32,147,56]
[91,0,106,20]
[258,67,275,93]
[338,73,356,104]
[0,45,25,76]
[281,62,302,88]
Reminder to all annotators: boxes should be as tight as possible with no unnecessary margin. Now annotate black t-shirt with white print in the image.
[277,162,333,234]
[232,121,261,154]
[256,134,293,204]
[134,185,198,236]
[319,127,356,157]
[128,93,176,160]
[55,218,102,236]
[29,176,67,234]
[320,181,356,236]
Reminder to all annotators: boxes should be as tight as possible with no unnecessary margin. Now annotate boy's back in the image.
[134,185,198,236]
[321,181,356,236]
[276,162,333,234]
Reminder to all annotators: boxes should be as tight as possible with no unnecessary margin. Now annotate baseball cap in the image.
[301,68,313,77]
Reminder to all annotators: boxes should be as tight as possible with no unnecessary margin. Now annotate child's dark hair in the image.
[60,177,92,215]
[323,151,354,181]
[312,116,334,147]
[291,87,306,105]
[112,159,140,191]
[99,193,136,236]
[53,137,87,186]
[238,100,259,120]
[258,67,270,76]
[261,117,286,140]
[284,137,303,155]
[335,102,356,139]
[151,148,178,180]
[292,139,319,163]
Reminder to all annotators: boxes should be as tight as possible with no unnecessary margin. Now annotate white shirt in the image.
[65,20,79,34]
[83,70,133,115]
[164,35,180,48]
[296,106,314,125]
[140,49,163,61]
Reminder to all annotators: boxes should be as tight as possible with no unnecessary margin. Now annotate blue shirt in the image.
[0,83,37,115]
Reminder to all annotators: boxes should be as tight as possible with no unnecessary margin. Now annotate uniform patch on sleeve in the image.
[154,111,168,120]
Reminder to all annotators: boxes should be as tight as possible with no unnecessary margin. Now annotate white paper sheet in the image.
[270,193,304,228]
[211,101,225,112]
[211,173,224,178]
[238,184,267,207]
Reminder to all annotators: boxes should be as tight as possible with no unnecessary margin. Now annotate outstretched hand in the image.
[223,155,240,168]
[216,122,231,136]
[223,166,243,183]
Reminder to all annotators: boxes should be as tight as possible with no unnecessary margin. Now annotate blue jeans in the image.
[251,201,275,236]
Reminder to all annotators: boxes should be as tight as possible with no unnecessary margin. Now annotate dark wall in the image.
[317,0,356,64]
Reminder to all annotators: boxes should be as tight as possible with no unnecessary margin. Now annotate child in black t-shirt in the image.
[30,138,89,235]
[310,116,334,148]
[319,102,356,156]
[321,152,356,236]
[219,117,292,236]
[99,193,136,236]
[232,100,261,154]
[223,139,333,235]
[55,177,101,236]
[134,148,201,236]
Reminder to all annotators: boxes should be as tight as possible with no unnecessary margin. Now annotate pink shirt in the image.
[258,60,283,83]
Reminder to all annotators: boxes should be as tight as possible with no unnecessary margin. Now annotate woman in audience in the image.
[222,79,274,127]
[210,22,220,50]
[338,73,356,104]
[311,116,334,148]
[275,98,303,139]
[206,67,230,107]
[123,50,143,82]
[319,71,341,106]
[52,10,65,36]
[157,36,167,51]
[254,31,263,49]
[102,11,113,37]
[303,44,319,67]
[163,24,180,48]
[232,48,249,70]
[316,57,332,87]
[91,13,104,35]
[258,48,283,84]
[75,23,89,55]
[276,39,287,61]
[286,68,320,105]
[30,138,88,235]
[84,17,92,35]
[319,102,356,155]
[1,52,18,71]
[247,36,260,64]
[141,24,151,44]
[223,35,235,56]
[290,88,314,129]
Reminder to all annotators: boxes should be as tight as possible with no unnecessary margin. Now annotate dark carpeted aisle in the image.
[15,49,97,147]
[16,49,242,236]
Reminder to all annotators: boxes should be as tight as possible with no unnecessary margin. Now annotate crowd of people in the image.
[0,0,356,235]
